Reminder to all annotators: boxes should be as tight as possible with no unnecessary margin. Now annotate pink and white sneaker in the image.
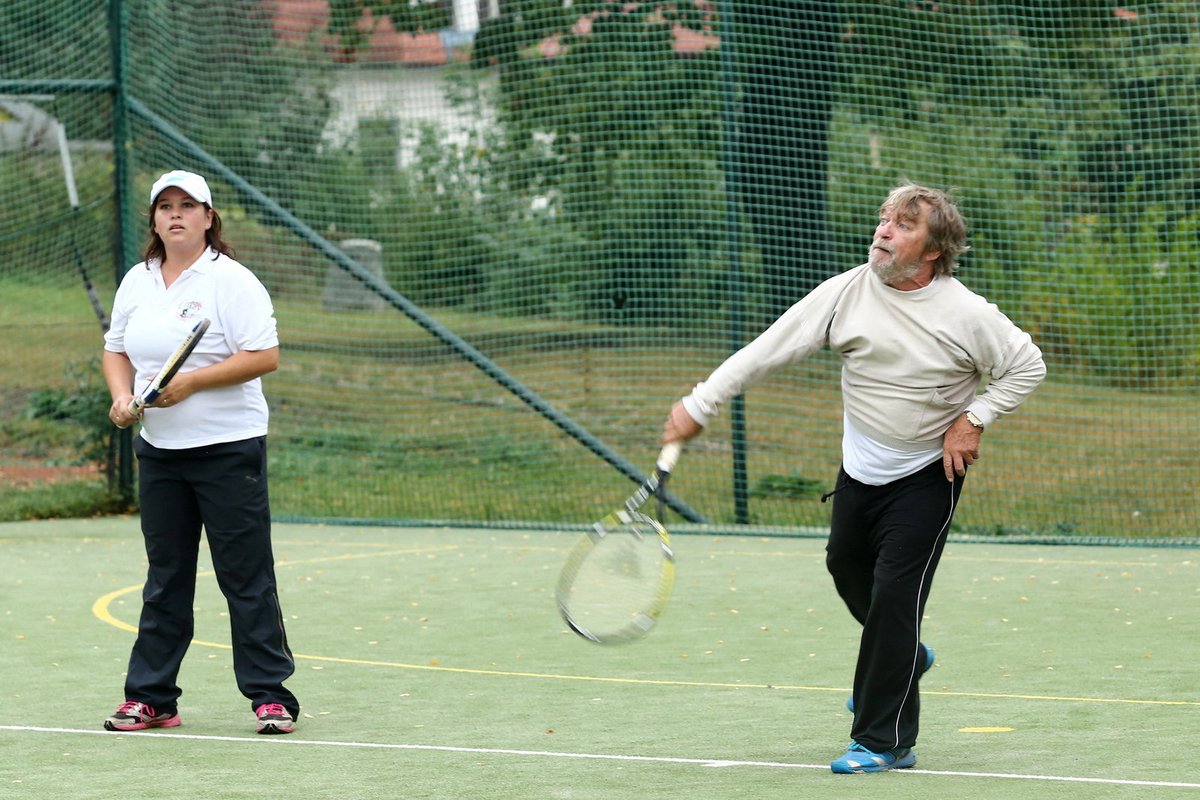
[255,703,295,735]
[104,701,181,732]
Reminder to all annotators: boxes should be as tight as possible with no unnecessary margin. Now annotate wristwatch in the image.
[964,410,985,430]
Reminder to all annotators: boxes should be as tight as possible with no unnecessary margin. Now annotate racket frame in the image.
[128,317,211,416]
[556,441,683,644]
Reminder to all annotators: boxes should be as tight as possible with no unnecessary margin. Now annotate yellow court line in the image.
[91,546,1199,710]
[275,544,462,567]
[83,593,1200,708]
[90,544,461,633]
[91,585,141,634]
[657,548,1198,570]
[282,653,1200,707]
[941,553,1198,568]
[277,533,1198,570]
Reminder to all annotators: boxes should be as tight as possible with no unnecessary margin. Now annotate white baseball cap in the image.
[149,170,213,206]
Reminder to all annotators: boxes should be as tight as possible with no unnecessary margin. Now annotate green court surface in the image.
[1,518,1197,799]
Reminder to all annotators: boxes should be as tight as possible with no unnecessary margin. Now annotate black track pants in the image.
[124,436,298,718]
[825,459,964,751]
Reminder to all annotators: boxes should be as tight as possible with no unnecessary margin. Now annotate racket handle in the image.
[657,441,683,474]
[129,386,159,416]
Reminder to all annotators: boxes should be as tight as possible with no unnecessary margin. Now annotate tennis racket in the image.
[556,440,683,644]
[128,318,210,416]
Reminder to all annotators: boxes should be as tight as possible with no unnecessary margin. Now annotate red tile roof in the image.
[272,0,451,65]
[271,1,717,65]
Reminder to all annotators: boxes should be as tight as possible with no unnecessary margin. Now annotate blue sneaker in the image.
[846,644,935,713]
[831,741,917,774]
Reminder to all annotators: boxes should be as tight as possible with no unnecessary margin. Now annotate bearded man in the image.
[661,183,1046,773]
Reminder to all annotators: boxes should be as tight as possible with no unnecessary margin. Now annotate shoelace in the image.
[258,703,288,718]
[116,701,154,718]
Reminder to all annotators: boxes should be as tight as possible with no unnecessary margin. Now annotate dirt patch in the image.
[0,461,100,489]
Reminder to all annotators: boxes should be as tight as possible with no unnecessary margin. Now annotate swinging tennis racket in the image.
[557,441,683,644]
[128,317,210,416]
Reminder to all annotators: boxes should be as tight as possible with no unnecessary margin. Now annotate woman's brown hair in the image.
[142,202,235,264]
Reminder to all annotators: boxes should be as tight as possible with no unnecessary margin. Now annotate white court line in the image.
[3,726,1198,790]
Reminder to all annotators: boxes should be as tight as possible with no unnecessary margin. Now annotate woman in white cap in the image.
[101,170,299,735]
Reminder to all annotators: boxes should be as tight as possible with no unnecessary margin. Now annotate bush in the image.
[24,356,121,490]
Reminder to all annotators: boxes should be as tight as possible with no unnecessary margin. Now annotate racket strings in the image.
[558,516,674,643]
[557,454,681,645]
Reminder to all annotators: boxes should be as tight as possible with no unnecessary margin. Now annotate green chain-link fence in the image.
[3,1,1199,541]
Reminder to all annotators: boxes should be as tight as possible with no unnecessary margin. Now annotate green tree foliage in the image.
[834,1,1200,383]
[25,357,115,475]
[125,0,341,231]
[354,0,728,323]
[732,3,840,315]
[0,1,109,82]
[840,1,1200,229]
[503,6,724,322]
[16,0,1194,384]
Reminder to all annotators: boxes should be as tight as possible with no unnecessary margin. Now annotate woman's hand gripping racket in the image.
[556,441,683,644]
[128,318,210,417]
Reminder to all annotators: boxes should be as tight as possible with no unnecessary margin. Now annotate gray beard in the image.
[870,257,923,287]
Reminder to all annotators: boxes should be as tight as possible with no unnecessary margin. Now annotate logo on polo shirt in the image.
[178,300,204,320]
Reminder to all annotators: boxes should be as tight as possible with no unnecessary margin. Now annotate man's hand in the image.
[662,400,703,444]
[942,413,983,481]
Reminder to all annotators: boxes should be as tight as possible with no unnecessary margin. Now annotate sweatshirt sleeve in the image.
[967,317,1046,427]
[684,267,860,425]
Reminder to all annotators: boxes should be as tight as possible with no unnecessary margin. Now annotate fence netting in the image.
[4,1,1199,541]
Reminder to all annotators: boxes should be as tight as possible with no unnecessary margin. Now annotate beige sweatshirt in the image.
[683,264,1046,450]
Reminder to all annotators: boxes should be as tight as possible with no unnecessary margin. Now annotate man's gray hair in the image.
[880,183,970,276]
